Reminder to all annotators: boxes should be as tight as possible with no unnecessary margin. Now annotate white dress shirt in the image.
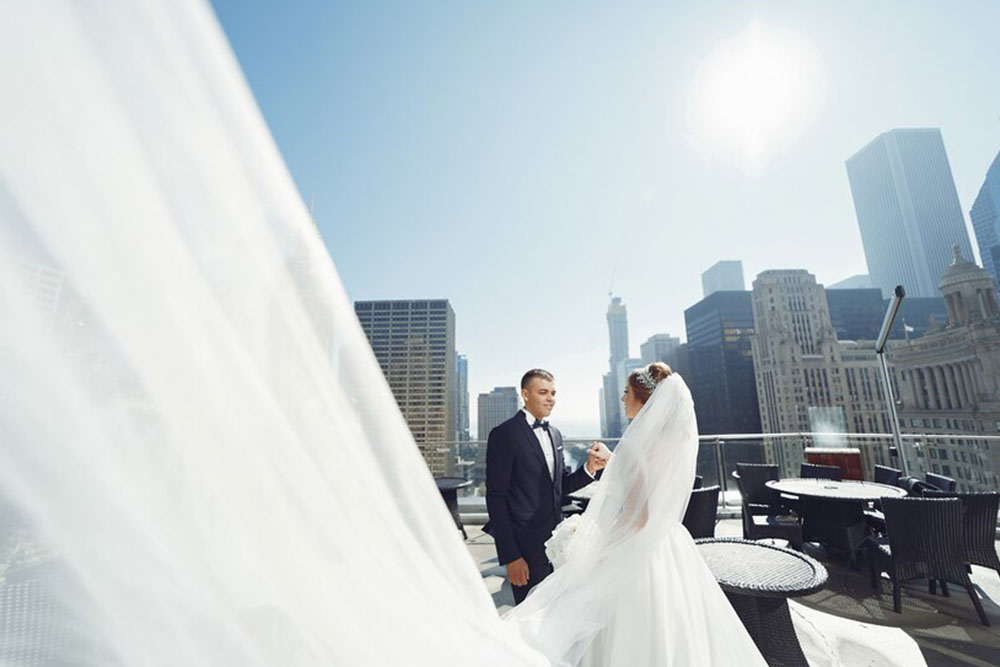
[522,409,595,480]
[523,409,555,479]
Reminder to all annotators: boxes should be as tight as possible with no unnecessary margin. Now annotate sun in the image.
[687,21,825,169]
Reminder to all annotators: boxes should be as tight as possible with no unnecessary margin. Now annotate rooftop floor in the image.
[464,519,1000,666]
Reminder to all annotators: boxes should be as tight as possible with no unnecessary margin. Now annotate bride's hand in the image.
[586,441,612,474]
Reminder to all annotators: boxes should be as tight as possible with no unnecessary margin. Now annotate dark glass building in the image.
[826,288,884,340]
[825,288,947,341]
[683,291,763,484]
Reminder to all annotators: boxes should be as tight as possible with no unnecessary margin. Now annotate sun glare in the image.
[687,21,825,169]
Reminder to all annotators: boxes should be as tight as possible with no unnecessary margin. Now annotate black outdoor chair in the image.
[874,464,902,487]
[693,475,704,490]
[923,490,1000,582]
[799,462,841,481]
[897,476,936,496]
[866,496,989,625]
[683,485,720,539]
[925,472,957,492]
[866,474,938,536]
[735,463,803,549]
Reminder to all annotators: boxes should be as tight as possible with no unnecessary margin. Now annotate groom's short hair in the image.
[521,368,554,389]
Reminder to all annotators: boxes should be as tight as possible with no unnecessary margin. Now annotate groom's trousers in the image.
[511,547,554,605]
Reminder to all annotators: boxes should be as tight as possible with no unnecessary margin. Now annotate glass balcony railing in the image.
[444,432,1000,524]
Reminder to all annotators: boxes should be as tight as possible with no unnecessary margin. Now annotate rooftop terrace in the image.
[465,519,1000,666]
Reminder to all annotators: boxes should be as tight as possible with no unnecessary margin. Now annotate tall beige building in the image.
[888,247,1000,491]
[750,270,892,477]
[354,299,457,477]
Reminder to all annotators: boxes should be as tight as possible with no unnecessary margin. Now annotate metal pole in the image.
[876,285,908,476]
[714,438,728,506]
[878,352,908,475]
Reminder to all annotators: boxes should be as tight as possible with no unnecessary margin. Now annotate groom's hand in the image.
[506,557,530,587]
[586,442,612,474]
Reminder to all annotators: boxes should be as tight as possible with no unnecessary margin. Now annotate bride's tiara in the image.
[635,369,658,392]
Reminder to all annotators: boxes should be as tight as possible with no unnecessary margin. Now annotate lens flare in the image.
[687,21,825,169]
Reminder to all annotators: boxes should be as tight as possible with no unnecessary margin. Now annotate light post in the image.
[876,285,908,475]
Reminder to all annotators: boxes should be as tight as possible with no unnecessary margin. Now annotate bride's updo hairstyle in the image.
[627,362,672,405]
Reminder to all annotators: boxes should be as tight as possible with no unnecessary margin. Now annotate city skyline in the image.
[211,0,1000,435]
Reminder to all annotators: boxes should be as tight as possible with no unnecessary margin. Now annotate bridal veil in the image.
[0,2,544,664]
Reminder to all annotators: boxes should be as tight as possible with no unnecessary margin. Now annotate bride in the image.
[505,363,767,666]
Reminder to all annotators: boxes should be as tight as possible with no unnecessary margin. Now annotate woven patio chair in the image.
[736,463,803,549]
[925,472,957,492]
[873,464,902,487]
[922,490,1000,581]
[865,496,989,626]
[799,462,841,480]
[683,485,720,539]
[897,476,936,496]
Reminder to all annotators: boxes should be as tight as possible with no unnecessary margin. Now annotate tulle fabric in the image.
[0,2,546,664]
[504,375,767,666]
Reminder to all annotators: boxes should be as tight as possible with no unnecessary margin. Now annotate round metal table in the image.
[434,477,471,539]
[765,479,907,564]
[765,478,907,502]
[696,537,828,667]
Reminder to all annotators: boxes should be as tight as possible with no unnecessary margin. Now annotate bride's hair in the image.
[627,362,672,405]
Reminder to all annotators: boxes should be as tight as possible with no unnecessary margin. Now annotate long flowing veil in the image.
[505,375,702,666]
[0,2,545,664]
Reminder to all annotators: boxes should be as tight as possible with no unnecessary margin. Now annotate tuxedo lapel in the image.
[549,429,561,482]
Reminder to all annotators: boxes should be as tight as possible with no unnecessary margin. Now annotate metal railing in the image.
[444,431,1000,524]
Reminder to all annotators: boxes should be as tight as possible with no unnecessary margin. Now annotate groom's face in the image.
[522,377,556,420]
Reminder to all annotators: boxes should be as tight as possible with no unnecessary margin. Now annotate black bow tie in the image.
[532,419,550,431]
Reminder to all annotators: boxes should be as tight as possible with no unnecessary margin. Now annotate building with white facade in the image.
[889,247,1000,491]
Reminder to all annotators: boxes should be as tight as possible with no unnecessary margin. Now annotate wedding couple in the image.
[485,365,767,666]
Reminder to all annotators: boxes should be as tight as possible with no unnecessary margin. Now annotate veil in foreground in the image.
[0,2,544,664]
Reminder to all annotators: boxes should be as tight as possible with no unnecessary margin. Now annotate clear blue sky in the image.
[210,0,1000,435]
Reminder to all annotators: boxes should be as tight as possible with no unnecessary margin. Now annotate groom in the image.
[484,369,609,604]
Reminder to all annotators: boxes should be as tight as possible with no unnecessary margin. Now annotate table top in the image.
[567,481,600,501]
[695,538,828,598]
[434,477,472,491]
[765,478,907,501]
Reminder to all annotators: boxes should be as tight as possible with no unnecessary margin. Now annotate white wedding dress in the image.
[505,376,768,666]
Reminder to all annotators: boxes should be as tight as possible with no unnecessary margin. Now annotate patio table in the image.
[434,477,472,539]
[765,479,906,565]
[566,480,601,507]
[696,537,827,667]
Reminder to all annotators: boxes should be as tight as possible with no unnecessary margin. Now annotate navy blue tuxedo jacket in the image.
[483,413,595,565]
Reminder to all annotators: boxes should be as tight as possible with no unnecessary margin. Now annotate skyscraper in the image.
[683,291,761,437]
[639,333,681,367]
[827,274,872,290]
[846,128,974,298]
[354,299,457,476]
[456,354,469,442]
[601,296,631,438]
[477,387,519,441]
[601,371,620,438]
[615,356,645,428]
[606,296,629,366]
[970,147,1000,289]
[825,288,884,341]
[701,260,745,297]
